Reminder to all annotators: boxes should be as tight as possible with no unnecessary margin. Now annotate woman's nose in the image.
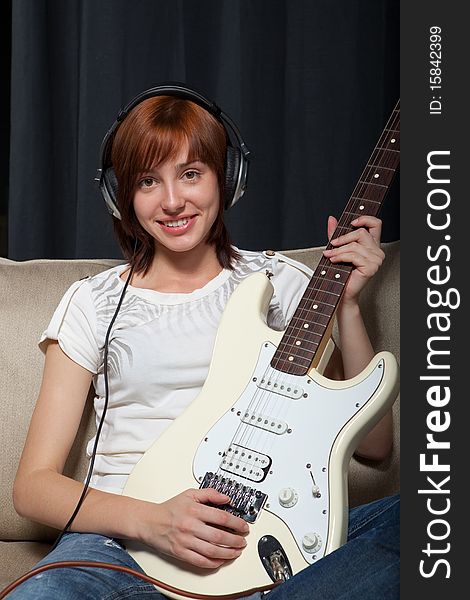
[160,182,185,212]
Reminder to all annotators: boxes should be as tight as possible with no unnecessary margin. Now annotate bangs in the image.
[136,125,215,178]
[114,96,227,187]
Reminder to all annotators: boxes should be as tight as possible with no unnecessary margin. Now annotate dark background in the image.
[2,0,399,261]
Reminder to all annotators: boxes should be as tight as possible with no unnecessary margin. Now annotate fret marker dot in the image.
[296,340,301,346]
[374,173,379,178]
[321,270,326,275]
[288,356,294,362]
[313,304,318,309]
[303,324,309,329]
[391,138,396,143]
[335,274,340,279]
[359,205,364,210]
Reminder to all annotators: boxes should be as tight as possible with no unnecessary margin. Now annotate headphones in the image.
[96,83,251,220]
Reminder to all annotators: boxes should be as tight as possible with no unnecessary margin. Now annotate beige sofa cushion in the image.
[0,258,120,544]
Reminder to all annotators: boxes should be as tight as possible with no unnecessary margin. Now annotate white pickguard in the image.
[193,341,386,565]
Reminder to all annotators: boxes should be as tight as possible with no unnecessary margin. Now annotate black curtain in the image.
[7,0,399,260]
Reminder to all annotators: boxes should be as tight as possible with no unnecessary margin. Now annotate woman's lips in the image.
[157,215,197,235]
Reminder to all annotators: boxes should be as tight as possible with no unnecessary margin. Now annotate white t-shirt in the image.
[39,248,313,494]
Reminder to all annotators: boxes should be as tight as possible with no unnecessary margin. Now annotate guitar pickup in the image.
[256,377,304,400]
[220,444,272,482]
[241,411,288,435]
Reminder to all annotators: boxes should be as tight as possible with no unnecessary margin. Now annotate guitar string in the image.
[212,103,400,500]
[248,105,401,463]
[213,104,400,491]
[279,103,400,371]
[275,108,400,374]
[275,103,400,375]
[214,358,285,489]
[223,104,401,478]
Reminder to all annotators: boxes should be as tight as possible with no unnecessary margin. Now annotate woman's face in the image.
[133,143,220,256]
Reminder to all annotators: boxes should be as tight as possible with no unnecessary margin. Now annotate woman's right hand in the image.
[138,488,249,569]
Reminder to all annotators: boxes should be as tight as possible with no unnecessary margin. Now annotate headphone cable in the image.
[49,261,135,552]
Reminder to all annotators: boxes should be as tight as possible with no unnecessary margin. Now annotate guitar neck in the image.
[272,100,400,376]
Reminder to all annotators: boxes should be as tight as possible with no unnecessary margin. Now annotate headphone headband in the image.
[96,82,250,219]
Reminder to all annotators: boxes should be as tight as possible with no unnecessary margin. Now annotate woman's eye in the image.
[139,177,156,188]
[184,170,199,181]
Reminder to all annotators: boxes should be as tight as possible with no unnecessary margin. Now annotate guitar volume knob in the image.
[302,532,322,554]
[278,487,298,508]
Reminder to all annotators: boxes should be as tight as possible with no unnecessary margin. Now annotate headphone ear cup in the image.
[102,167,121,218]
[224,145,241,210]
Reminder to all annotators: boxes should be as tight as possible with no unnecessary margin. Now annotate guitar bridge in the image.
[199,472,267,523]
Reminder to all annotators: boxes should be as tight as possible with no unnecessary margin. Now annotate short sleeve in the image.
[38,277,100,374]
[267,252,313,330]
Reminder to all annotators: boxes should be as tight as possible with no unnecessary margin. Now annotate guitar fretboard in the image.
[271,100,400,376]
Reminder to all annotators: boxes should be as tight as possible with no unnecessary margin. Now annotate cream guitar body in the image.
[123,272,399,599]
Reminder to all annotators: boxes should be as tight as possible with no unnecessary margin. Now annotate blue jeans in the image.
[8,494,399,599]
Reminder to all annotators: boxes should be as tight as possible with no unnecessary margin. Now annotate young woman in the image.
[11,87,399,599]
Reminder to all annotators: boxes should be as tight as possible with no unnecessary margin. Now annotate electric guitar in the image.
[122,100,400,599]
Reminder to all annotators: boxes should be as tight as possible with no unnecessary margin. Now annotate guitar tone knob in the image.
[278,487,298,508]
[302,532,322,554]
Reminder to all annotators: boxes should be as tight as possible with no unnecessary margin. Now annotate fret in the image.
[316,278,346,287]
[372,141,400,152]
[280,344,320,358]
[271,358,312,375]
[366,163,396,171]
[360,169,396,188]
[309,289,339,299]
[330,225,351,235]
[283,341,323,358]
[298,292,340,307]
[285,345,317,356]
[350,196,381,204]
[312,262,351,274]
[376,146,399,153]
[285,323,325,338]
[350,193,383,205]
[284,332,324,346]
[314,263,353,277]
[344,198,382,218]
[349,186,392,204]
[291,309,331,324]
[298,298,335,309]
[358,180,388,188]
[315,262,351,280]
[282,343,322,358]
[306,283,342,298]
[271,99,400,376]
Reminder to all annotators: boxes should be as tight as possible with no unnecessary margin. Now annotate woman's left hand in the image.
[322,215,385,305]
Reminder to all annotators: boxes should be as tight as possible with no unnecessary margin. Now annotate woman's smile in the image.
[156,215,197,235]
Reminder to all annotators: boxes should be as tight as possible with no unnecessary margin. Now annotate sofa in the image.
[0,241,400,590]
